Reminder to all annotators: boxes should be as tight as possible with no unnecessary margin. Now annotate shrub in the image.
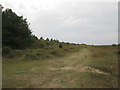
[64,48,69,52]
[30,41,45,49]
[2,9,33,49]
[14,50,23,56]
[45,54,54,58]
[39,43,45,48]
[7,50,23,58]
[112,44,117,46]
[46,42,50,46]
[40,37,43,40]
[36,50,44,56]
[7,51,16,58]
[59,43,63,48]
[66,43,70,45]
[46,38,49,41]
[2,46,12,55]
[25,53,38,60]
[50,50,63,57]
[2,47,23,58]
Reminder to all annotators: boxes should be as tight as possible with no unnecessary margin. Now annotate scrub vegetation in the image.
[2,8,118,88]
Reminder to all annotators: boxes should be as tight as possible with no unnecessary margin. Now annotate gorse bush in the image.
[25,53,39,60]
[3,47,24,58]
[14,50,23,56]
[46,42,50,46]
[30,41,45,49]
[2,46,12,55]
[112,44,117,46]
[46,38,49,41]
[59,43,63,48]
[50,50,64,57]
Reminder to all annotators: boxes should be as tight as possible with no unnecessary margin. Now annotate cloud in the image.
[60,16,91,27]
[0,0,118,45]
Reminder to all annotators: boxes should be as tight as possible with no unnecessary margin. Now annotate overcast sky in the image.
[1,0,118,45]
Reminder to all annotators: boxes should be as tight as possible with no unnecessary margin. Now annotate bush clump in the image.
[25,53,38,60]
[14,50,23,57]
[2,46,12,55]
[50,50,63,57]
[59,44,63,48]
[112,44,117,46]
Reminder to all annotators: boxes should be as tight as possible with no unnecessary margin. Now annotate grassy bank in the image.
[3,40,85,60]
[2,45,118,88]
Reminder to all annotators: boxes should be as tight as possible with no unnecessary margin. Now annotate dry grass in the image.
[2,45,118,88]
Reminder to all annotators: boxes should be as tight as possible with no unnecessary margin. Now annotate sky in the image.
[1,0,118,45]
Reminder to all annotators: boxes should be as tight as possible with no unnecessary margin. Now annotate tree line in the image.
[2,8,63,49]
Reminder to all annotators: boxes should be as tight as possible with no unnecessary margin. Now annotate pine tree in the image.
[2,9,33,49]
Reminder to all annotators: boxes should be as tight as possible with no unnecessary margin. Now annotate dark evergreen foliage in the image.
[40,37,43,40]
[2,9,34,49]
[59,43,63,48]
[2,8,78,50]
[46,38,49,41]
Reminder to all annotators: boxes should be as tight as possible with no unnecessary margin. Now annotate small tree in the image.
[112,44,117,46]
[56,40,59,42]
[40,37,43,40]
[46,42,50,46]
[50,38,53,42]
[66,43,70,45]
[59,43,63,48]
[2,9,33,49]
[46,38,49,41]
[31,35,38,40]
[2,46,12,55]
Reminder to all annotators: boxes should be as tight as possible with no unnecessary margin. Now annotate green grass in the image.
[2,45,118,88]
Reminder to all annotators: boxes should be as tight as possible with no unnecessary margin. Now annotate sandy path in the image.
[28,48,110,88]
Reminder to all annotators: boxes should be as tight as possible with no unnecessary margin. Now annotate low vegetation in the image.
[3,45,118,88]
[2,8,81,60]
[2,8,118,88]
